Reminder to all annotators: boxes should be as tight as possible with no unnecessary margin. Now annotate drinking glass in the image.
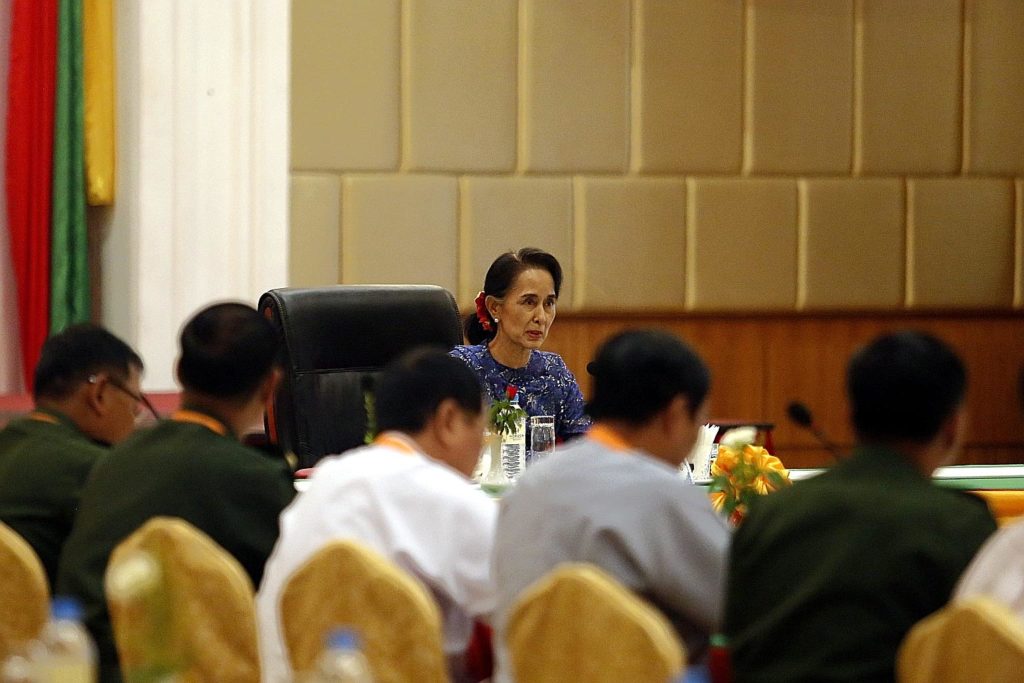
[529,416,556,463]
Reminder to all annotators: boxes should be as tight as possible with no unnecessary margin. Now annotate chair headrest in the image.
[259,285,462,372]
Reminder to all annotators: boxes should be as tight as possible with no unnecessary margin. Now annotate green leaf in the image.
[488,399,526,436]
[363,389,377,444]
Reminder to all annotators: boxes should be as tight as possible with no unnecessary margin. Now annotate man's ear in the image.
[661,395,688,434]
[432,398,459,444]
[940,405,967,451]
[259,367,283,405]
[84,374,108,416]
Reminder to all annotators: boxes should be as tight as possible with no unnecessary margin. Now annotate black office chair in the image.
[259,285,463,469]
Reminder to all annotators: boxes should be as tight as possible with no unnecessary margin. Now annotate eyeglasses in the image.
[89,374,161,422]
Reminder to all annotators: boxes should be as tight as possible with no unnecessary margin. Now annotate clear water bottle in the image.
[0,650,37,683]
[314,628,373,683]
[31,596,96,683]
[500,394,527,481]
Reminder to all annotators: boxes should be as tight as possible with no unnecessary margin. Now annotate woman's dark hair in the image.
[375,348,483,434]
[847,330,966,444]
[463,247,563,345]
[586,329,710,425]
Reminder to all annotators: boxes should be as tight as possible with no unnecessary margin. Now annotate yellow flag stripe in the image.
[83,0,115,205]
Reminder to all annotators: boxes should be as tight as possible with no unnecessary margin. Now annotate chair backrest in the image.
[897,595,1024,683]
[955,519,1024,619]
[105,517,259,682]
[259,285,462,468]
[0,521,49,656]
[279,539,449,683]
[505,563,686,683]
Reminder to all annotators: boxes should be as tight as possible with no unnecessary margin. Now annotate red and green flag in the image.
[4,0,114,389]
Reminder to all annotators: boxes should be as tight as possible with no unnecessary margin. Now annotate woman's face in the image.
[489,268,558,352]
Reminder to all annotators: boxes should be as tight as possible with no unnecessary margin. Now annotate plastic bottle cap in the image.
[326,627,360,651]
[51,595,83,621]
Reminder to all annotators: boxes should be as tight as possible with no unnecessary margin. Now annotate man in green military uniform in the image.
[0,325,145,587]
[57,302,296,683]
[726,331,997,683]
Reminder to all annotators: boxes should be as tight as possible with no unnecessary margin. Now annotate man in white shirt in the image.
[257,349,496,683]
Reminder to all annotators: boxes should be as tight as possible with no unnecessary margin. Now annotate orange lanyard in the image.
[170,409,229,437]
[587,424,632,453]
[27,411,60,425]
[373,432,419,456]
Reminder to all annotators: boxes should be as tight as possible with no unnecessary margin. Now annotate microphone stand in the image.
[786,401,844,462]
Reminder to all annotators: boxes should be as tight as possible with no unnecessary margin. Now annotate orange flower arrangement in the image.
[709,443,791,525]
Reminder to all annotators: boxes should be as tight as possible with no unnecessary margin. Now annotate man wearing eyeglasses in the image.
[0,324,145,587]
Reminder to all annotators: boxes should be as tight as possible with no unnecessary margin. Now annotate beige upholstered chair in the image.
[955,519,1024,620]
[279,539,449,683]
[897,595,1024,682]
[104,517,259,682]
[0,521,49,656]
[505,563,686,683]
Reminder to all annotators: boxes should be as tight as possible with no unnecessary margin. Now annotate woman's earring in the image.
[493,317,499,323]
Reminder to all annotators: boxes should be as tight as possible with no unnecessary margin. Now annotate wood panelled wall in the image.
[540,312,1024,469]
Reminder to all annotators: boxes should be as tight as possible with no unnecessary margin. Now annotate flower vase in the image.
[479,432,511,497]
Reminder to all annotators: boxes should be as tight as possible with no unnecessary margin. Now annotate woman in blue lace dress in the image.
[450,248,591,443]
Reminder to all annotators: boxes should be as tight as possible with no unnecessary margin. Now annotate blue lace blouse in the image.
[449,344,591,442]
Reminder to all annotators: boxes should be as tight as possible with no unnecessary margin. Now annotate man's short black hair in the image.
[848,330,967,444]
[177,302,280,400]
[34,324,143,401]
[586,329,710,425]
[374,348,483,434]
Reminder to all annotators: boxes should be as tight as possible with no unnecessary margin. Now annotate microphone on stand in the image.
[786,401,843,461]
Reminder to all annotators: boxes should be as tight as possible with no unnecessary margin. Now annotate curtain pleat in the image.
[50,0,89,334]
[6,0,58,389]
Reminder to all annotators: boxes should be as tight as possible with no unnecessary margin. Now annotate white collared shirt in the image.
[257,432,498,683]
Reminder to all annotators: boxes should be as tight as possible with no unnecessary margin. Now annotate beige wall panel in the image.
[342,175,457,292]
[405,0,517,172]
[910,178,1014,307]
[636,0,743,173]
[857,0,961,174]
[291,0,399,171]
[521,0,629,172]
[289,174,342,287]
[460,178,574,308]
[966,0,1024,174]
[746,0,853,174]
[689,179,797,309]
[578,178,685,309]
[802,179,904,308]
